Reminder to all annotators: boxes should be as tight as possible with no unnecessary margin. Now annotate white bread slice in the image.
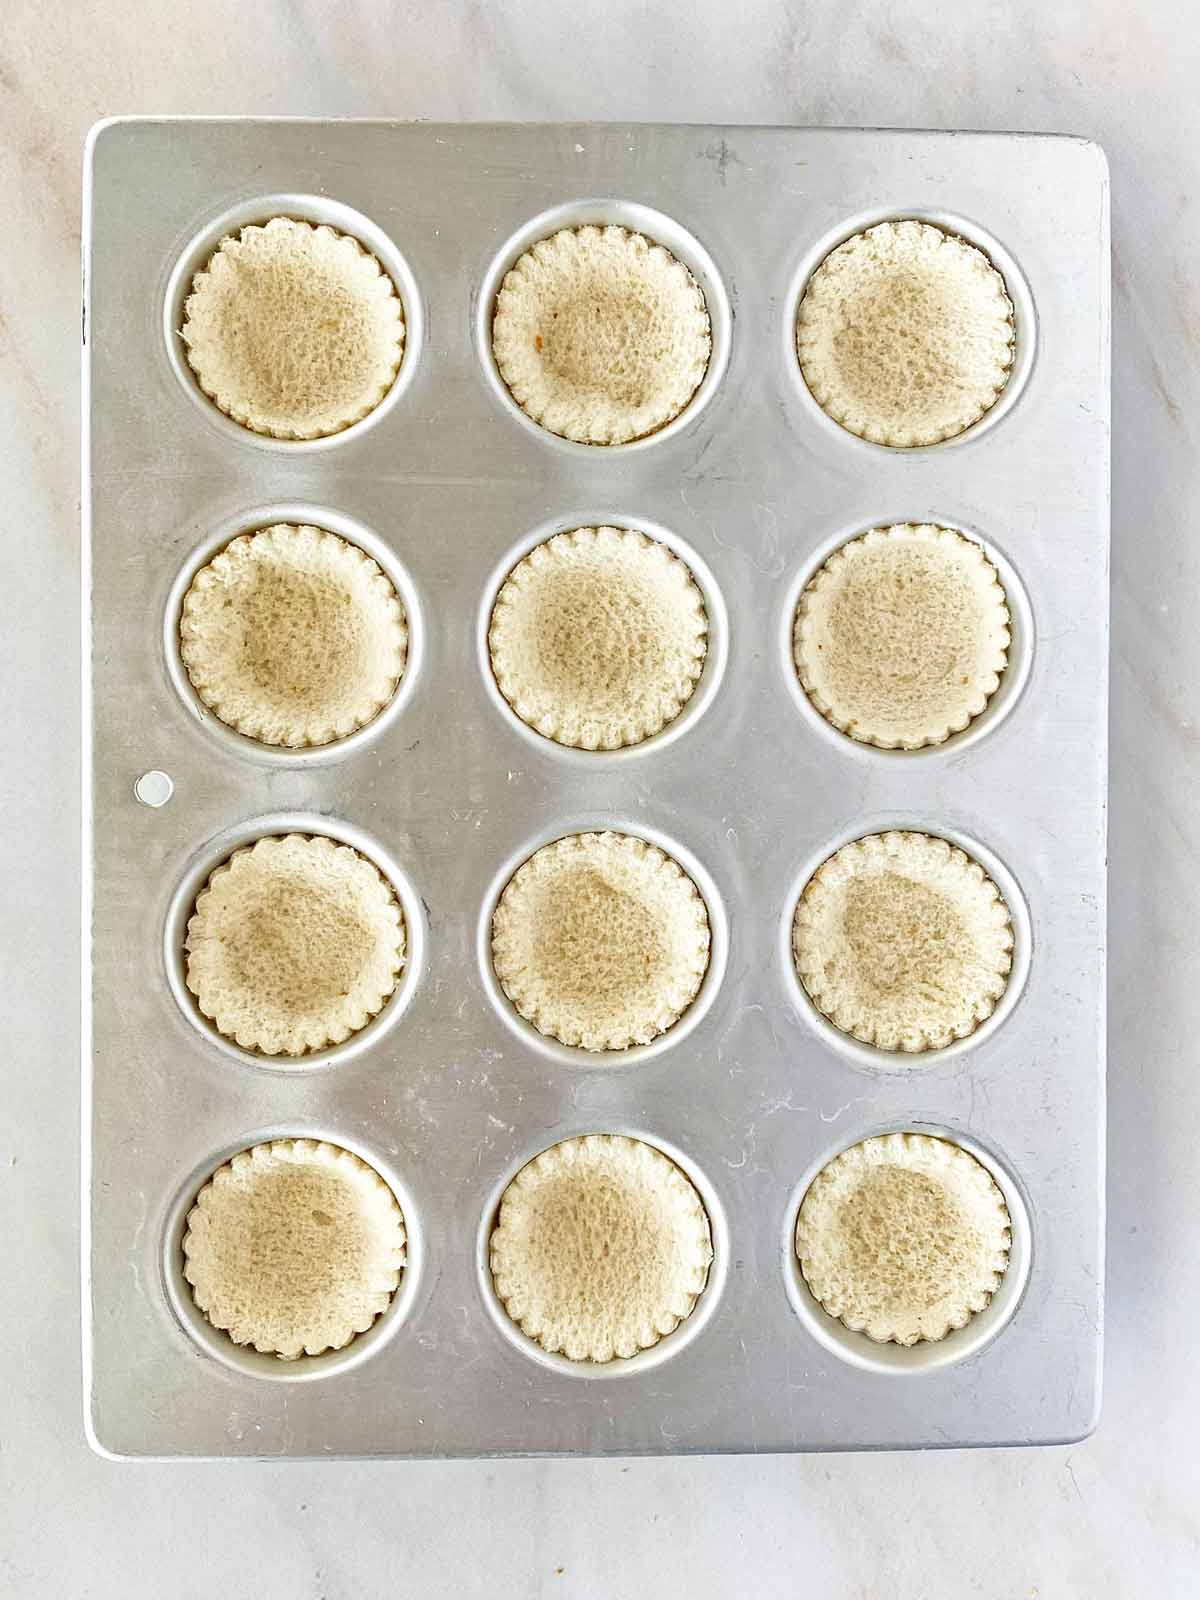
[180,523,408,749]
[793,523,1010,749]
[795,1132,1011,1345]
[183,1138,406,1359]
[185,833,405,1056]
[491,224,711,445]
[490,1133,713,1362]
[182,216,405,440]
[796,220,1014,446]
[491,831,710,1051]
[488,525,708,750]
[792,831,1013,1052]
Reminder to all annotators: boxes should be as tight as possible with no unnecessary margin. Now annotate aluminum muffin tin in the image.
[82,121,1110,1457]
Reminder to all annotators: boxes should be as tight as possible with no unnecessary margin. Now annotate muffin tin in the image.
[83,121,1109,1456]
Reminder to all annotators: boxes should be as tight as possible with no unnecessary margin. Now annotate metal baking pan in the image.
[82,120,1109,1457]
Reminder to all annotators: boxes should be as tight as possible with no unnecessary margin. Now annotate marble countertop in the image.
[3,0,1197,1592]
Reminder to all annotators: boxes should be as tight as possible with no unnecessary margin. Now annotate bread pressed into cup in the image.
[795,1132,1011,1346]
[182,216,405,439]
[491,224,711,445]
[488,525,708,750]
[490,1133,713,1362]
[183,1138,407,1359]
[185,833,405,1056]
[793,523,1010,749]
[796,219,1015,447]
[180,523,408,749]
[792,830,1013,1053]
[491,830,711,1052]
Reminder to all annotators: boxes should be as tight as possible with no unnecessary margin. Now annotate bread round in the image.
[182,216,405,440]
[490,1134,713,1362]
[185,833,406,1056]
[183,1138,407,1359]
[180,523,408,749]
[491,830,710,1052]
[796,220,1015,447]
[792,831,1013,1052]
[491,224,711,445]
[795,1132,1011,1345]
[793,524,1010,749]
[488,526,708,749]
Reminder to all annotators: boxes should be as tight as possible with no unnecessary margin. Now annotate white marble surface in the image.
[2,0,1197,1592]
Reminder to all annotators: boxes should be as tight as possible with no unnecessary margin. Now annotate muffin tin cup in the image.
[780,518,1036,761]
[475,1127,730,1380]
[163,812,427,1073]
[164,503,425,767]
[475,197,733,455]
[87,121,1108,1457]
[477,511,730,764]
[782,205,1039,456]
[162,1126,424,1384]
[781,1126,1033,1375]
[476,816,730,1070]
[162,191,426,453]
[779,818,1033,1074]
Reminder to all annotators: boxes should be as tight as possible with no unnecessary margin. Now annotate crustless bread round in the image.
[182,216,405,439]
[180,523,408,749]
[488,525,708,749]
[490,1134,713,1362]
[793,523,1010,749]
[185,833,405,1056]
[491,224,711,444]
[491,830,710,1052]
[183,1138,407,1359]
[792,830,1013,1052]
[794,1132,1011,1345]
[796,219,1015,446]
